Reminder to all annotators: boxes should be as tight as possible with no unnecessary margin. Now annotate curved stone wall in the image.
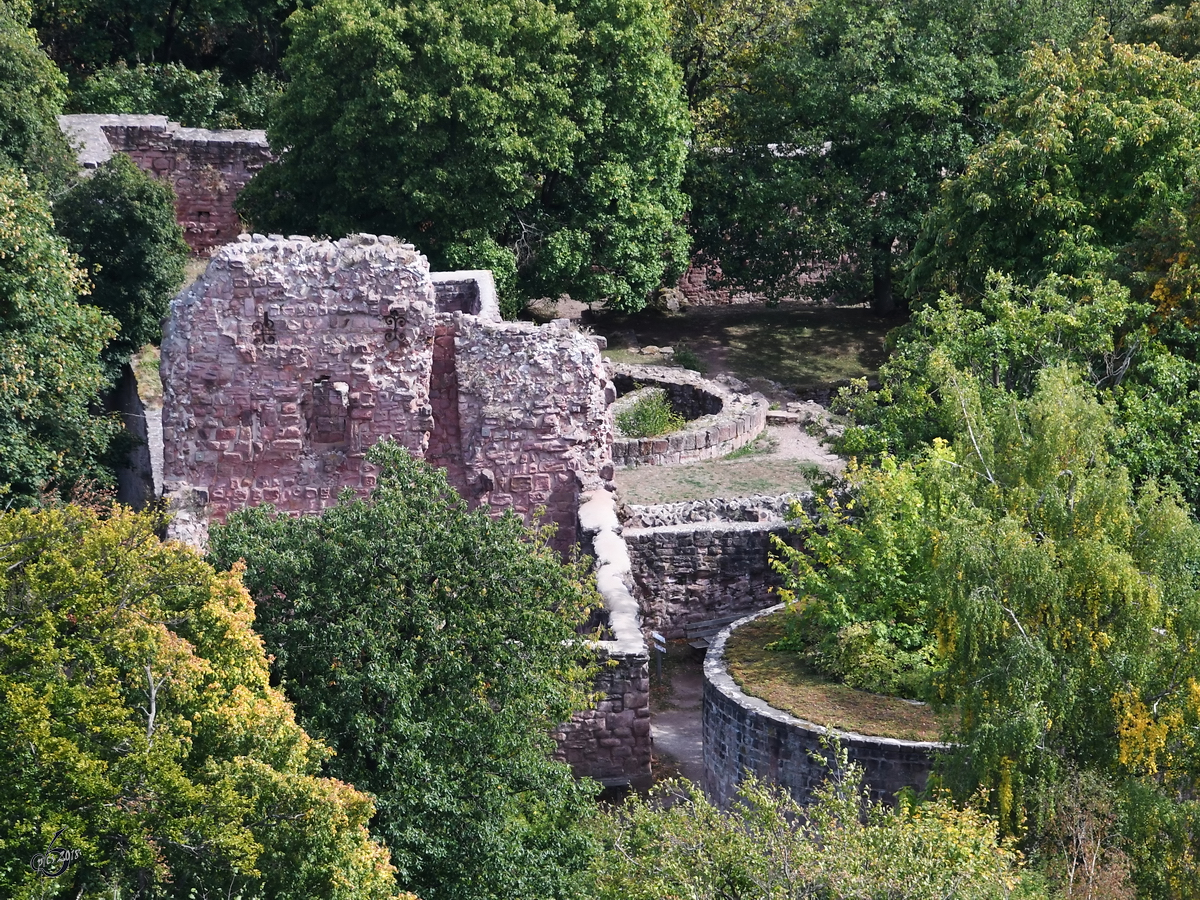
[610,364,768,467]
[704,605,946,807]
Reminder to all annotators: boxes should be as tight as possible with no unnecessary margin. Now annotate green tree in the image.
[787,367,1200,892]
[0,166,121,503]
[0,503,408,900]
[208,442,601,900]
[68,60,283,128]
[908,28,1200,302]
[31,0,295,82]
[846,33,1200,507]
[54,153,189,377]
[589,755,1045,900]
[687,0,1010,312]
[238,0,689,314]
[0,0,76,192]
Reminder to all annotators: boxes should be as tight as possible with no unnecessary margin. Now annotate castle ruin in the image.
[161,233,615,554]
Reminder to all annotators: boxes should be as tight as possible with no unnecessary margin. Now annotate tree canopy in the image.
[0,503,407,900]
[778,366,1200,894]
[209,442,601,900]
[0,0,75,192]
[54,153,189,378]
[238,0,690,314]
[0,166,121,504]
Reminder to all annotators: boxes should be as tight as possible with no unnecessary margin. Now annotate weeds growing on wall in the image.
[616,388,686,438]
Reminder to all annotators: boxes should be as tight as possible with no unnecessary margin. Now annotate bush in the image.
[209,442,601,900]
[589,743,1047,900]
[616,387,685,437]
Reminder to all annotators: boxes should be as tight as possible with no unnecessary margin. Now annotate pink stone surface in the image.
[162,234,614,554]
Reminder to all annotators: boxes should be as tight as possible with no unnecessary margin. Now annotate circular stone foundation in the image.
[703,605,946,807]
[610,363,768,467]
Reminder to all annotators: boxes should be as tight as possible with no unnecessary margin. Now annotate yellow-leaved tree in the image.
[0,504,412,900]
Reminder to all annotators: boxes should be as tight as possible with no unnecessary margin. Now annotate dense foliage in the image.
[30,0,294,82]
[209,442,601,900]
[0,167,120,503]
[0,0,75,192]
[68,61,282,128]
[54,153,189,377]
[238,0,689,314]
[778,367,1200,893]
[589,749,1045,900]
[0,504,406,900]
[840,33,1200,513]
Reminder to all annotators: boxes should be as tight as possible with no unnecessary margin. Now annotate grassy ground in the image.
[596,302,899,396]
[616,455,822,504]
[723,611,953,742]
[133,344,164,408]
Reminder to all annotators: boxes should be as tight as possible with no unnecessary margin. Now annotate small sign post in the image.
[651,631,666,681]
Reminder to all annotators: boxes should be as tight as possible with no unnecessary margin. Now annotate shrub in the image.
[209,443,601,900]
[616,387,685,437]
[589,742,1047,900]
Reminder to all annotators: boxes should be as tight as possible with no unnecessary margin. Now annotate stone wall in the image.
[623,499,807,639]
[455,318,614,551]
[704,606,945,808]
[624,494,810,528]
[161,234,612,554]
[611,365,768,467]
[59,114,273,255]
[554,490,653,787]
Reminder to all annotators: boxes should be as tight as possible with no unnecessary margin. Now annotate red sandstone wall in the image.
[453,317,615,554]
[161,234,615,552]
[102,121,273,255]
[161,234,437,544]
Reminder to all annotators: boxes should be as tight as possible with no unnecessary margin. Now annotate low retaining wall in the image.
[553,489,652,788]
[704,605,945,807]
[611,365,768,467]
[622,495,809,640]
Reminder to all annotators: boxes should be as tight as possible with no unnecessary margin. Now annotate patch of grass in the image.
[674,344,706,373]
[723,611,954,742]
[182,257,208,290]
[616,457,823,504]
[133,344,163,408]
[616,388,685,438]
[723,434,779,460]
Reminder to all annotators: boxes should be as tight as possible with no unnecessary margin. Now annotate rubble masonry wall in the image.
[161,234,612,556]
[58,114,273,255]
